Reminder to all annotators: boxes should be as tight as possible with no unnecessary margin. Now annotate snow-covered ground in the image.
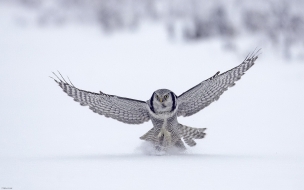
[1,5,304,190]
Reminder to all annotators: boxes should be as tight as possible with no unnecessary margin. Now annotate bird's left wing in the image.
[51,73,150,124]
[177,50,260,117]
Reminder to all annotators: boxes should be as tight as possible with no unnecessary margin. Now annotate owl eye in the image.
[164,94,169,100]
[156,95,160,100]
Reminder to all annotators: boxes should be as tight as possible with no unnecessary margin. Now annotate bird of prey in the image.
[51,51,259,152]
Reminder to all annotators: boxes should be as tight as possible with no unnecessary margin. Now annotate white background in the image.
[1,5,304,190]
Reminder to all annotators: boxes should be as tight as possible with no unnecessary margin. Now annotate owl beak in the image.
[159,98,163,102]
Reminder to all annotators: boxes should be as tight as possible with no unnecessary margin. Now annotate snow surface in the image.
[1,5,304,190]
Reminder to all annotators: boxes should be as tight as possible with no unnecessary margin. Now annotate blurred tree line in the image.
[4,0,304,59]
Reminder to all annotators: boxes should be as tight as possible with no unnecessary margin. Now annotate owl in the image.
[51,51,259,152]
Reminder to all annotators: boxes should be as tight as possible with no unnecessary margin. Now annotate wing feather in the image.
[177,50,260,117]
[52,74,150,124]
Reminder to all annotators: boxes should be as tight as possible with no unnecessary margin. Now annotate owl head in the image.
[149,89,177,113]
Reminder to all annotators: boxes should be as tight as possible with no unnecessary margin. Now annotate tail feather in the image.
[183,138,196,147]
[139,128,156,141]
[178,124,206,147]
[174,139,186,150]
[139,124,206,149]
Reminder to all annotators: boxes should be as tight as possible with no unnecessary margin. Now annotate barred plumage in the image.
[177,52,259,117]
[52,50,260,152]
[52,75,150,124]
[177,124,206,147]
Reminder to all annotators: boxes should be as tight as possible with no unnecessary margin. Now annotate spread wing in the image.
[51,73,150,124]
[177,50,260,117]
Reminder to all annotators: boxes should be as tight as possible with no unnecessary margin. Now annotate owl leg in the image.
[153,136,167,153]
[139,128,168,152]
[158,127,172,147]
[177,124,206,147]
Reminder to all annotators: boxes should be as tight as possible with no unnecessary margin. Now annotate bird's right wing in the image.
[177,50,260,117]
[51,73,150,124]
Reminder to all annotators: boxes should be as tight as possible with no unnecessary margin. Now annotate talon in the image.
[157,127,172,146]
